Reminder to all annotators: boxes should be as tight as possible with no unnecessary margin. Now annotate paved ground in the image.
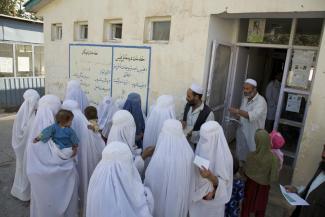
[0,112,294,217]
[0,114,29,217]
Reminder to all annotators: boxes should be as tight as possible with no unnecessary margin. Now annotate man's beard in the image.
[320,160,325,171]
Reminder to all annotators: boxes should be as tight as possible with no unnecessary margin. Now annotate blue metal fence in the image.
[0,77,45,110]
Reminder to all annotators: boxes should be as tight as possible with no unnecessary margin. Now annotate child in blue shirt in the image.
[34,109,79,158]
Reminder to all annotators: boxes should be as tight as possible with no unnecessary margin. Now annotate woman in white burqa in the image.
[26,95,78,217]
[142,95,176,149]
[144,119,194,217]
[86,141,154,217]
[189,121,233,217]
[107,110,154,174]
[97,96,119,139]
[62,100,105,215]
[11,89,40,201]
[64,80,89,112]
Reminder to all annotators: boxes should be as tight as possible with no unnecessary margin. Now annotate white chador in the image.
[86,141,154,217]
[107,110,144,173]
[64,80,89,112]
[62,100,105,215]
[11,89,40,201]
[97,96,119,138]
[144,119,194,217]
[143,95,176,149]
[26,95,79,217]
[189,121,233,217]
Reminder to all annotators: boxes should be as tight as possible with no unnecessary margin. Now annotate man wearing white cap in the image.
[229,79,267,161]
[182,83,214,149]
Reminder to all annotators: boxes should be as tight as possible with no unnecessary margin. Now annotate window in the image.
[74,21,88,41]
[15,45,33,77]
[34,46,45,76]
[51,23,62,41]
[238,18,292,45]
[294,18,323,47]
[103,19,123,41]
[145,17,171,42]
[0,43,14,77]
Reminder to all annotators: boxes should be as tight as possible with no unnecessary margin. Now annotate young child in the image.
[33,109,78,159]
[270,130,285,170]
[84,106,101,133]
[225,155,245,217]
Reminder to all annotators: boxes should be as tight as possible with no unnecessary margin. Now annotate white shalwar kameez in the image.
[107,110,145,173]
[144,119,194,217]
[86,141,154,217]
[143,95,176,149]
[236,93,267,161]
[64,80,89,112]
[189,121,233,217]
[11,89,40,201]
[62,100,105,216]
[97,96,119,138]
[26,95,78,217]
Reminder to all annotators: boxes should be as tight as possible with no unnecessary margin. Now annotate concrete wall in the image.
[292,22,325,186]
[37,0,211,117]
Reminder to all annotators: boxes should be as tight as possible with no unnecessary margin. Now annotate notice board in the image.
[69,44,151,112]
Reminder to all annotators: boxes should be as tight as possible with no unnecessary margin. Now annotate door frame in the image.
[206,40,235,128]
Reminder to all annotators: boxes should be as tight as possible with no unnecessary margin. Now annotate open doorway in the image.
[245,47,287,132]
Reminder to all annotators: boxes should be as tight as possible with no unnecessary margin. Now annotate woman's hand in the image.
[199,166,219,188]
[285,185,298,193]
[142,146,155,160]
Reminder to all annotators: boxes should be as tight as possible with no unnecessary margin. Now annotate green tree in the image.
[0,0,18,16]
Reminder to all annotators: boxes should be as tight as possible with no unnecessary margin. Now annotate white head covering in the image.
[26,95,79,217]
[107,110,137,154]
[87,141,153,217]
[64,80,89,112]
[245,78,257,87]
[190,83,204,95]
[62,99,105,215]
[11,89,40,201]
[189,121,233,217]
[97,96,119,138]
[143,95,176,149]
[115,99,126,110]
[144,119,194,217]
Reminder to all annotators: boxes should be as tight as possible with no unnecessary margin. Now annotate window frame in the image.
[103,19,123,42]
[144,16,171,44]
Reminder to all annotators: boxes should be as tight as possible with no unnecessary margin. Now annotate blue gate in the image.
[0,77,45,110]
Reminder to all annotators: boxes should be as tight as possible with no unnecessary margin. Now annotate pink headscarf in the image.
[270,130,285,149]
[270,130,285,170]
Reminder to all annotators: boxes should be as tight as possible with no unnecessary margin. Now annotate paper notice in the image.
[193,155,210,170]
[280,185,309,206]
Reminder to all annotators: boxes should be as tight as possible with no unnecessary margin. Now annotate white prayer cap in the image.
[190,83,204,95]
[244,78,257,87]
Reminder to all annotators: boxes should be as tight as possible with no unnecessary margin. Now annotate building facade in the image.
[25,0,325,186]
[0,14,45,109]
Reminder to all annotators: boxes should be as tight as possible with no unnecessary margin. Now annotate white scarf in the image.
[26,95,79,217]
[97,96,119,138]
[62,99,105,216]
[144,119,194,217]
[87,141,153,217]
[143,95,176,149]
[11,89,40,201]
[64,80,89,112]
[189,121,233,217]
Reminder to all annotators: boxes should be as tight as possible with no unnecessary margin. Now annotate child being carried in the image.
[33,109,79,159]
